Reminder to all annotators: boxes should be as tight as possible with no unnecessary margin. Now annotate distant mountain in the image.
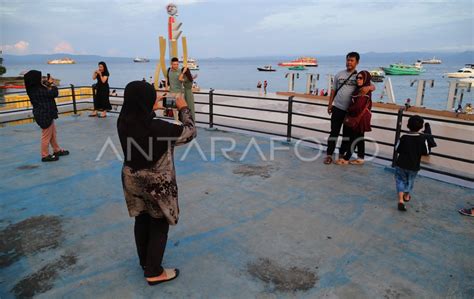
[3,51,472,64]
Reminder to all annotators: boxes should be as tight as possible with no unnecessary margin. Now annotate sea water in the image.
[4,56,473,110]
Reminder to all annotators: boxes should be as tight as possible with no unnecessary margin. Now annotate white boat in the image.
[133,57,150,63]
[446,64,474,78]
[47,57,75,64]
[180,58,199,70]
[413,61,423,69]
[420,57,442,64]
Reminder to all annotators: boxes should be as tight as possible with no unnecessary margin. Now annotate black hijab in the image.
[118,81,167,170]
[118,81,156,126]
[24,70,43,97]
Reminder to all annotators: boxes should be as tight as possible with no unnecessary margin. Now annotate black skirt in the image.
[93,79,111,111]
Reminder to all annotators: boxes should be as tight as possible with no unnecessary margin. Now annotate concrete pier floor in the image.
[0,115,473,298]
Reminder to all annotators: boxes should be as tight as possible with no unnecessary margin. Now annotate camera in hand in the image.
[42,73,53,87]
[162,96,177,109]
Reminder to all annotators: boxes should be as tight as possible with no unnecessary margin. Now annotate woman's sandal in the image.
[335,159,349,165]
[349,159,365,165]
[54,149,70,157]
[403,193,411,202]
[146,269,180,286]
[88,113,98,117]
[323,156,333,164]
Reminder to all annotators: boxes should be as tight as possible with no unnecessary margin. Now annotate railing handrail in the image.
[1,86,472,182]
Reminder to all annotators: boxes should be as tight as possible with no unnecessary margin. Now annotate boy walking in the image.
[394,115,429,211]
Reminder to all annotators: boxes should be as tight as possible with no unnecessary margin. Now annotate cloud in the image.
[53,41,75,53]
[251,0,473,33]
[0,40,30,53]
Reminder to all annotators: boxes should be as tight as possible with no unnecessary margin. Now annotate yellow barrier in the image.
[1,87,94,111]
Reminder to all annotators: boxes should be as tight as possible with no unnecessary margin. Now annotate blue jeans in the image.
[395,167,418,194]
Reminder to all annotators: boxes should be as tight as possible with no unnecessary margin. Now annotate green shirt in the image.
[168,69,183,93]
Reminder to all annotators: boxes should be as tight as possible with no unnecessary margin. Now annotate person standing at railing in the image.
[117,81,196,285]
[324,52,375,165]
[336,70,373,165]
[179,66,196,120]
[24,70,69,162]
[90,61,111,118]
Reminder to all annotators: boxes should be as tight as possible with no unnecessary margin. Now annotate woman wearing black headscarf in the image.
[24,70,69,162]
[336,70,372,165]
[117,81,196,285]
[90,61,111,118]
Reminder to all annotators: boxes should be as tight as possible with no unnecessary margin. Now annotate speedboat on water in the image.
[257,65,276,72]
[446,64,474,78]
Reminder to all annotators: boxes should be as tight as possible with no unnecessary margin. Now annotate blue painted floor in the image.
[0,115,473,298]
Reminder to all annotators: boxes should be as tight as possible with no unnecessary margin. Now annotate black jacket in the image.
[396,133,428,171]
[24,70,59,129]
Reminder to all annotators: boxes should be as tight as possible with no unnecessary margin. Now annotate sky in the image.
[1,0,473,58]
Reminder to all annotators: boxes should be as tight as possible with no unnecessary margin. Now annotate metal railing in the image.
[1,85,472,182]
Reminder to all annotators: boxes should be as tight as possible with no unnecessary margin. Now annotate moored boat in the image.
[257,65,276,72]
[278,57,317,67]
[133,57,150,63]
[420,57,442,64]
[446,64,474,78]
[179,57,199,70]
[369,69,385,82]
[382,63,424,75]
[288,66,307,71]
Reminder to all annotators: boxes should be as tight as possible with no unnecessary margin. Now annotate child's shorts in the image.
[395,167,418,193]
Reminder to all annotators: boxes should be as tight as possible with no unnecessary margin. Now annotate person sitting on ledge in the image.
[24,70,69,162]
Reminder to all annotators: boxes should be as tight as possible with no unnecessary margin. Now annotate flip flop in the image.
[349,159,365,165]
[146,269,179,286]
[88,113,98,117]
[323,156,333,165]
[398,202,407,211]
[335,159,349,165]
[403,193,411,202]
[458,208,474,217]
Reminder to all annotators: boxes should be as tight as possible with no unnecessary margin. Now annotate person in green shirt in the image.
[179,66,196,120]
[166,57,196,120]
[166,57,184,95]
